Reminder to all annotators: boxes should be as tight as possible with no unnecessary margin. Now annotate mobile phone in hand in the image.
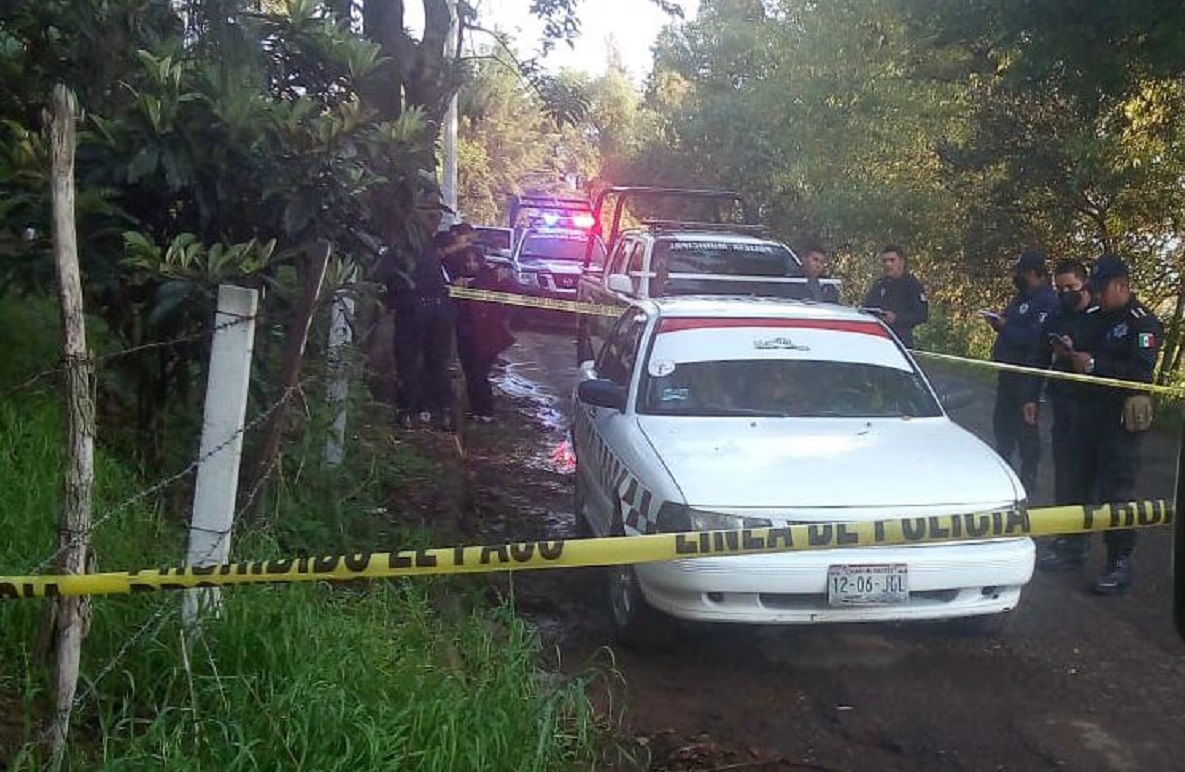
[1048,333,1073,350]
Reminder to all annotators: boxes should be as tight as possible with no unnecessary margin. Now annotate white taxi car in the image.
[571,297,1034,647]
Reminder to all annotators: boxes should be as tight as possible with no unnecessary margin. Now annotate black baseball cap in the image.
[1088,253,1129,292]
[1012,250,1046,274]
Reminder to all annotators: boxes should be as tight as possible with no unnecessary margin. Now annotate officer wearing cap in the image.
[1067,254,1162,594]
[983,250,1056,496]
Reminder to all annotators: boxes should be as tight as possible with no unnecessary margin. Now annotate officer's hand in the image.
[882,310,897,325]
[1022,402,1038,425]
[1068,351,1093,374]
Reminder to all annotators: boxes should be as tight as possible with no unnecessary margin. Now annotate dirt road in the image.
[465,328,1185,772]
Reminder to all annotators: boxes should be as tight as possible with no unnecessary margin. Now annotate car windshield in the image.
[476,228,511,253]
[650,239,803,297]
[639,359,941,418]
[520,234,605,262]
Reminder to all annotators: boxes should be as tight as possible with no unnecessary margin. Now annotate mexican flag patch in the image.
[1138,332,1156,349]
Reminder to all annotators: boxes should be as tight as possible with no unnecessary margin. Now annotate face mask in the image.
[1012,275,1027,292]
[1058,289,1082,312]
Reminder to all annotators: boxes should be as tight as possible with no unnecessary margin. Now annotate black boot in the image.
[1091,554,1133,595]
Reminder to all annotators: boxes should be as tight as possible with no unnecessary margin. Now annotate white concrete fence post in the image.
[324,277,355,467]
[183,283,259,628]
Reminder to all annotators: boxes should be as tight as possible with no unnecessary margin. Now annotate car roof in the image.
[639,295,877,324]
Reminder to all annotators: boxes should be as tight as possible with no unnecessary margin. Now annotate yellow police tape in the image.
[0,499,1171,600]
[911,350,1185,399]
[449,285,621,317]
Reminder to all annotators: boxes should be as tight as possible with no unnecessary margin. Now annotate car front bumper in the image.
[636,538,1035,624]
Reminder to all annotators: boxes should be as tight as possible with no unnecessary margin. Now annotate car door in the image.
[575,309,649,536]
[588,237,637,350]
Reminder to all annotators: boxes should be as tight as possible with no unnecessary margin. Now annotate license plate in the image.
[827,563,909,606]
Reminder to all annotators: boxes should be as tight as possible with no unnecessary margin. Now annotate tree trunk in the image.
[46,84,96,765]
[246,242,332,513]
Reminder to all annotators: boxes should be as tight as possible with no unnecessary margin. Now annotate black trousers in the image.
[393,299,454,417]
[1049,395,1090,557]
[1073,410,1143,559]
[993,372,1040,496]
[457,331,496,416]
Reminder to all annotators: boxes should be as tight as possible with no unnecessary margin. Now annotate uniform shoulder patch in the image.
[1138,331,1156,349]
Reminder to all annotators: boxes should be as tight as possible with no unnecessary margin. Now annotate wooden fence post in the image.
[46,83,95,765]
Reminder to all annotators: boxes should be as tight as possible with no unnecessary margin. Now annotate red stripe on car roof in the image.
[657,317,889,337]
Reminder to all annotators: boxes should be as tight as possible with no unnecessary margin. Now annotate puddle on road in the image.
[495,360,575,476]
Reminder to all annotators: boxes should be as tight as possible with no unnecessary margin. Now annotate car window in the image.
[475,228,511,254]
[520,233,601,262]
[597,312,648,387]
[626,241,647,293]
[640,359,941,418]
[608,238,633,276]
[651,239,802,297]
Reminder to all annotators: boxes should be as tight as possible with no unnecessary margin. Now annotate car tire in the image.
[607,507,674,650]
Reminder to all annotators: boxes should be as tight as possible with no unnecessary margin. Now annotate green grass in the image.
[0,294,602,770]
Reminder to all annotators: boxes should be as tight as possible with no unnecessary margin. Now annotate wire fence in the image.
[24,382,298,576]
[0,313,259,401]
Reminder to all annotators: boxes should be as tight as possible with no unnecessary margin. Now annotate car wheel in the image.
[607,508,674,650]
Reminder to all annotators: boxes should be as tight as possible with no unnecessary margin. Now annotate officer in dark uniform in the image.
[794,246,842,303]
[861,245,928,347]
[983,250,1056,497]
[1033,258,1093,570]
[390,197,457,431]
[1067,254,1162,594]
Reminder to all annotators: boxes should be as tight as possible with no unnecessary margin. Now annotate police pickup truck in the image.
[576,225,828,362]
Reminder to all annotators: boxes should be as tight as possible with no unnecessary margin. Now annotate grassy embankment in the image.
[0,295,600,770]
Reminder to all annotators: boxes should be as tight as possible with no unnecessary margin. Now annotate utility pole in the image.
[441,0,459,223]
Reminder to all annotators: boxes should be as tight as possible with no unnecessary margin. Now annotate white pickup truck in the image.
[576,225,839,362]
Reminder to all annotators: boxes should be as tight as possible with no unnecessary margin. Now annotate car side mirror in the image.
[938,388,975,412]
[577,378,628,411]
[606,274,633,294]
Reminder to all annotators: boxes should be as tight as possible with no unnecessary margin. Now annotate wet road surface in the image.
[472,328,1185,771]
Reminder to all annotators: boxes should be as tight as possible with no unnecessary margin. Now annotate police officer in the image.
[1032,258,1093,570]
[983,250,1056,497]
[390,195,457,431]
[794,246,841,303]
[861,245,928,347]
[1067,254,1162,594]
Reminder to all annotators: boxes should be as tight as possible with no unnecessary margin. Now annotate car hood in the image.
[636,416,1021,511]
[516,256,583,274]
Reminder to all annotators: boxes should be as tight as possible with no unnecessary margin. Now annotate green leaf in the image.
[126,146,159,183]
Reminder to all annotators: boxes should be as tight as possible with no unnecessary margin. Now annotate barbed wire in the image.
[70,597,178,711]
[0,313,258,400]
[26,384,298,576]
